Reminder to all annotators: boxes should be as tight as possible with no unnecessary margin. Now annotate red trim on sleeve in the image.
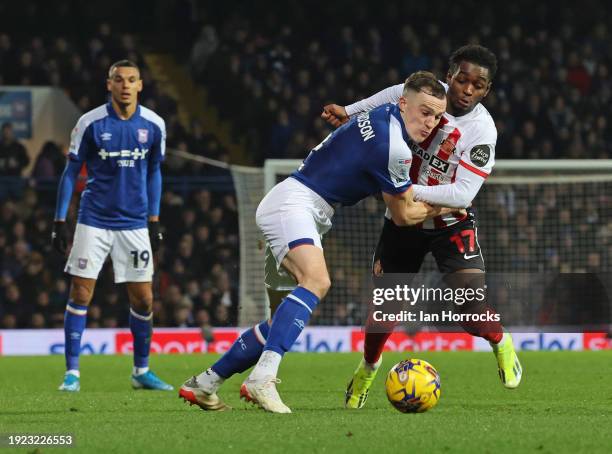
[459,160,489,178]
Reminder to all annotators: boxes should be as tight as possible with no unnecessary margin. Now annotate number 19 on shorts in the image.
[130,250,150,268]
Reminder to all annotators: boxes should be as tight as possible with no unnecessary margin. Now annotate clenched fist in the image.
[321,104,349,128]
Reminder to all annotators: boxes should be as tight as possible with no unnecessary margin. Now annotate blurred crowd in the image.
[193,1,612,163]
[476,183,612,273]
[0,17,230,169]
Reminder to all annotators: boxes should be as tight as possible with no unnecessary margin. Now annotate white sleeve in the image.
[345,84,404,117]
[411,163,486,208]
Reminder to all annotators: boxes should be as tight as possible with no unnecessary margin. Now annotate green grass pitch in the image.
[1,352,612,453]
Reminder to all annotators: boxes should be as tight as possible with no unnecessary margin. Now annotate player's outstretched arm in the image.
[321,83,404,128]
[412,159,488,208]
[382,187,436,226]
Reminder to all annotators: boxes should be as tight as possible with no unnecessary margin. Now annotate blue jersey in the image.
[291,104,413,206]
[68,102,165,230]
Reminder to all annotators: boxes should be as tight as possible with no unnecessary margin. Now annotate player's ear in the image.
[106,78,112,91]
[483,81,492,98]
[398,96,407,112]
[137,79,143,92]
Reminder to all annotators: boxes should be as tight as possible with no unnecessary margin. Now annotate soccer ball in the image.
[385,359,441,413]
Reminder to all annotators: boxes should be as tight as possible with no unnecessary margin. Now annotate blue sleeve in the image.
[368,142,412,195]
[54,158,82,220]
[147,160,162,217]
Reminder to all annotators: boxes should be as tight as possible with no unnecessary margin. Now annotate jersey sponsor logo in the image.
[98,148,149,161]
[137,129,149,143]
[430,155,450,173]
[414,145,450,174]
[469,145,491,167]
[412,145,429,161]
[356,112,375,142]
[101,132,112,141]
[425,169,448,183]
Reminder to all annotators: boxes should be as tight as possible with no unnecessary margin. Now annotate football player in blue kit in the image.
[52,60,173,392]
[180,71,460,413]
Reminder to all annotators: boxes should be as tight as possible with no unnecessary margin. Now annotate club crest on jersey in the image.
[138,129,149,143]
[78,258,88,270]
[439,138,456,154]
[470,145,491,167]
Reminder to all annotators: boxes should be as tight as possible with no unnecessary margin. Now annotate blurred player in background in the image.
[321,44,522,409]
[180,72,468,413]
[52,60,173,392]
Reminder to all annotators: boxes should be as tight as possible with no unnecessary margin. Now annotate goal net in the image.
[233,159,612,326]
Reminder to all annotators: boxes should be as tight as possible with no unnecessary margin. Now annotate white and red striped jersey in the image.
[345,83,497,229]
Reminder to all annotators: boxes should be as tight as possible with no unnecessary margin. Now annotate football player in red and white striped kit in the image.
[322,44,522,409]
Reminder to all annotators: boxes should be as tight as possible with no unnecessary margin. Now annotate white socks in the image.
[196,368,225,393]
[133,367,149,376]
[250,350,282,381]
[66,369,80,378]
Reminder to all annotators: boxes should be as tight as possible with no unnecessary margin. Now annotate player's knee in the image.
[130,295,153,313]
[300,272,331,299]
[71,282,94,306]
[318,274,332,296]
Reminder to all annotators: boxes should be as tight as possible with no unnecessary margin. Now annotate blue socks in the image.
[209,288,319,382]
[264,287,319,356]
[212,320,270,379]
[64,302,153,373]
[130,308,153,369]
[64,300,88,371]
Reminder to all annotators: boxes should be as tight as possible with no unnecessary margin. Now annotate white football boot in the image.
[240,376,292,414]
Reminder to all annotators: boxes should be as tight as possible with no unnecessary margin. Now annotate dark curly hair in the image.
[449,45,498,80]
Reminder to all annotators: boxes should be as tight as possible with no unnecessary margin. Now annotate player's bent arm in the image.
[382,187,431,226]
[412,164,487,208]
[147,160,162,221]
[345,83,404,117]
[54,159,82,221]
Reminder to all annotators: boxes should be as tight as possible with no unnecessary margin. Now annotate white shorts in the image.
[256,177,334,291]
[65,223,153,283]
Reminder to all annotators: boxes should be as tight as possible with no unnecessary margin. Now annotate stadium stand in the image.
[195,1,612,162]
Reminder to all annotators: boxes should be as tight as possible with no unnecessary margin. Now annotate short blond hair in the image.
[403,71,445,99]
